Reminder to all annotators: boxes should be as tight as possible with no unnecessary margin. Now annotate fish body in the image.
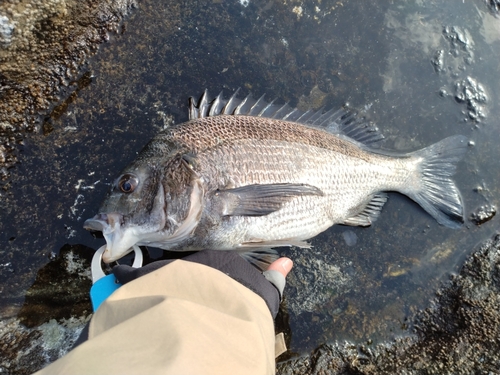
[84,91,467,265]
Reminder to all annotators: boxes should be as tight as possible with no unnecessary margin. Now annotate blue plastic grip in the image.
[90,274,122,311]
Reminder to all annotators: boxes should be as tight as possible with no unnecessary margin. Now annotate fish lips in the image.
[84,213,137,263]
[83,213,110,232]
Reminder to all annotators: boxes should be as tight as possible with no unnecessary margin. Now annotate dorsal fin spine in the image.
[295,110,313,123]
[305,109,324,124]
[234,95,249,115]
[188,90,385,147]
[282,108,298,121]
[249,94,266,115]
[199,90,209,118]
[209,92,223,116]
[274,103,292,119]
[223,88,241,115]
[258,98,277,117]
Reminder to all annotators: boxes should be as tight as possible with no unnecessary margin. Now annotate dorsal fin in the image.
[188,90,384,147]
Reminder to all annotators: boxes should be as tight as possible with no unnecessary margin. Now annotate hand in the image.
[263,257,293,300]
[268,257,294,276]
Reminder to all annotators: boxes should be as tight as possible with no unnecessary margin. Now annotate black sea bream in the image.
[84,91,467,267]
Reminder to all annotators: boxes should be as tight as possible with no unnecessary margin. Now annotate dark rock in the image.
[454,76,487,121]
[431,49,445,73]
[277,234,500,374]
[486,0,500,14]
[1,1,500,374]
[0,316,89,375]
[0,0,137,189]
[18,244,93,328]
[470,204,496,225]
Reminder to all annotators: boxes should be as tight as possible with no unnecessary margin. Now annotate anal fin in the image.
[342,193,388,226]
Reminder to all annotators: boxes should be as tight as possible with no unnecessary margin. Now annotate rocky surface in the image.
[277,233,500,374]
[0,0,137,188]
[1,1,500,374]
[0,245,91,374]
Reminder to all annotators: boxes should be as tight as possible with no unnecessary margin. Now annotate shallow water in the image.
[1,0,499,365]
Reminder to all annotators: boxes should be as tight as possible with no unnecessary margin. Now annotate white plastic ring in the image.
[91,245,143,284]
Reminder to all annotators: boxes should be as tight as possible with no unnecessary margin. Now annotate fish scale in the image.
[170,115,371,161]
[84,91,467,267]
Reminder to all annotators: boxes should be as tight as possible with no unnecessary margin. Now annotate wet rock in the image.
[0,244,92,373]
[0,316,89,375]
[0,0,137,189]
[17,244,93,328]
[277,233,500,374]
[285,248,353,315]
[431,49,445,73]
[486,0,500,14]
[443,26,473,56]
[470,204,496,225]
[454,76,487,121]
[342,230,357,247]
[0,15,14,46]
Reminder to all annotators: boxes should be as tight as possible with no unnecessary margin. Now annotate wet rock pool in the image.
[1,0,500,373]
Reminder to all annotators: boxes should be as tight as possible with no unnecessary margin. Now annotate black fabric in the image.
[113,250,281,318]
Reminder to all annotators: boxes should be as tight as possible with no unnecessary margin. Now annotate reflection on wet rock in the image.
[342,230,358,247]
[486,0,500,14]
[0,15,14,46]
[17,244,92,328]
[277,234,500,374]
[0,0,137,188]
[0,316,89,374]
[470,204,496,225]
[443,26,473,60]
[454,76,487,121]
[431,49,445,73]
[285,248,353,314]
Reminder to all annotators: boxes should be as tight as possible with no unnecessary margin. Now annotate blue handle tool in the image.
[90,245,143,311]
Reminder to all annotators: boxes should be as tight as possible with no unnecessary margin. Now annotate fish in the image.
[84,90,467,268]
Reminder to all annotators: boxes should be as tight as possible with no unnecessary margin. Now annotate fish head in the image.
[84,152,204,263]
[84,161,167,262]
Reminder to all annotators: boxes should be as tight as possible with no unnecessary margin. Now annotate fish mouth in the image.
[83,214,116,232]
[84,213,139,263]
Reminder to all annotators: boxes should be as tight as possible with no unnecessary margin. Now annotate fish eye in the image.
[117,174,139,193]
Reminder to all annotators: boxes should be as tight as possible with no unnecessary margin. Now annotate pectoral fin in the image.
[241,239,312,249]
[217,183,323,217]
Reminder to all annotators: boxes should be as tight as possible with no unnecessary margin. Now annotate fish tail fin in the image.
[406,135,468,228]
